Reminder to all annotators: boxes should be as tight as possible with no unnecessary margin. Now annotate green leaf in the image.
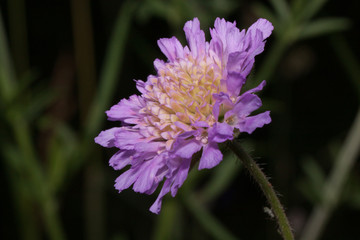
[330,35,360,100]
[138,0,178,23]
[269,0,290,20]
[25,87,55,122]
[1,144,41,239]
[152,199,182,240]
[296,0,328,22]
[253,3,279,28]
[183,194,238,240]
[201,152,241,203]
[2,143,23,174]
[291,0,308,16]
[47,123,78,193]
[298,18,350,40]
[298,157,325,203]
[342,173,360,209]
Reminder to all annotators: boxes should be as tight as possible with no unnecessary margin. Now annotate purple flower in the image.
[95,17,273,214]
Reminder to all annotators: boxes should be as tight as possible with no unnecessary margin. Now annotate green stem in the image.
[227,140,294,240]
[3,145,40,240]
[0,9,64,240]
[11,111,65,240]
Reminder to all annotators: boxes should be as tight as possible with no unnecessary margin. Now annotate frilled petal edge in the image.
[225,71,246,97]
[149,179,171,214]
[171,137,202,159]
[248,18,274,40]
[170,158,192,196]
[237,111,271,134]
[183,17,206,58]
[106,95,145,124]
[198,143,223,170]
[94,127,121,148]
[157,36,184,62]
[109,150,134,170]
[114,154,167,195]
[209,122,234,143]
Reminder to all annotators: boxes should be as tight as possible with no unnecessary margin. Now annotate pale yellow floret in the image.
[141,52,224,149]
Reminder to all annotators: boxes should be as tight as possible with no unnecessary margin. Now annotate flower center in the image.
[141,53,223,149]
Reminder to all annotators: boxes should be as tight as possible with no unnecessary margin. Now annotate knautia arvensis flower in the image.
[95,17,273,214]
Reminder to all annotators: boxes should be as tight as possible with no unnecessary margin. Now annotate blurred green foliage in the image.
[0,0,359,239]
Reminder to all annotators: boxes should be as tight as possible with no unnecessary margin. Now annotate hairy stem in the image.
[227,140,294,240]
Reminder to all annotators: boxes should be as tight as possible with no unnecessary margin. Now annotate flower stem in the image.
[227,140,294,240]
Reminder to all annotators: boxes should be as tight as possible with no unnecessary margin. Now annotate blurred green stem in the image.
[75,0,138,171]
[4,147,40,240]
[254,36,289,85]
[70,0,105,239]
[0,9,36,239]
[183,194,238,240]
[152,199,180,240]
[300,108,360,240]
[201,153,241,203]
[84,0,137,140]
[71,0,137,174]
[330,35,360,101]
[0,8,65,240]
[71,0,97,121]
[227,140,294,240]
[84,153,105,240]
[10,106,65,240]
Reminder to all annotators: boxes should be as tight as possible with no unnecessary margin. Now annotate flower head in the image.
[95,17,273,214]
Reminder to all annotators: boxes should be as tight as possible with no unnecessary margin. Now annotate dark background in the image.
[0,0,359,239]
